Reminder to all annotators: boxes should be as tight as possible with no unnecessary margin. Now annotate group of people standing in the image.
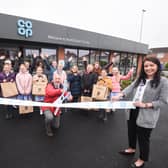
[0,52,133,130]
[0,51,167,167]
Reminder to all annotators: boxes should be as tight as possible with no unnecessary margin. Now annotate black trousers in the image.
[127,108,152,161]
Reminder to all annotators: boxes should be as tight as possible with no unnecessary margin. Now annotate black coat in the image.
[67,73,81,97]
[81,72,98,96]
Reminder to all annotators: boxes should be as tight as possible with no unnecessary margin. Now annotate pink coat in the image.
[111,70,133,92]
[16,71,32,95]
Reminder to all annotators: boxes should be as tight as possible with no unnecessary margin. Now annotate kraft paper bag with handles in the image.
[0,82,18,97]
[32,81,47,96]
[80,96,93,102]
[19,105,34,114]
[91,84,109,100]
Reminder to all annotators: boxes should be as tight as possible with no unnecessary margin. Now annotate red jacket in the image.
[41,82,64,116]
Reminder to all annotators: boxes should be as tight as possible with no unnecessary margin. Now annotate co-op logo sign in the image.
[17,19,33,38]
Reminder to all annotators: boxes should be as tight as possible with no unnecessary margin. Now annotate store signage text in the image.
[17,19,33,38]
[48,35,90,45]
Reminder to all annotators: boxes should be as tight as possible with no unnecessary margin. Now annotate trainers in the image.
[46,131,53,137]
[103,117,108,122]
[40,109,43,115]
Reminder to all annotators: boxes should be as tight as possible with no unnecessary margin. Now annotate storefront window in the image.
[132,54,138,75]
[78,49,90,70]
[41,48,57,63]
[25,49,40,61]
[113,52,120,67]
[90,50,100,64]
[65,48,77,67]
[125,54,133,73]
[0,47,18,61]
[132,54,138,68]
[100,51,110,67]
[119,53,128,74]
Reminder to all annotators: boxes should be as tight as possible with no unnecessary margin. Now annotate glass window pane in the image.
[78,49,90,70]
[113,52,120,67]
[65,48,77,66]
[90,50,100,64]
[119,53,127,75]
[41,48,57,63]
[25,49,39,58]
[0,47,18,61]
[100,51,109,67]
[132,54,138,68]
[125,54,133,73]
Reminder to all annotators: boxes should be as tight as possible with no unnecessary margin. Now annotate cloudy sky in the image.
[0,0,167,48]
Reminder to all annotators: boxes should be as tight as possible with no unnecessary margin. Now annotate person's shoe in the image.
[5,114,13,120]
[46,131,53,137]
[40,109,43,115]
[103,117,108,122]
[119,149,135,156]
[130,162,145,168]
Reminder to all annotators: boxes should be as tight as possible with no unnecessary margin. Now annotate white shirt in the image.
[133,79,150,102]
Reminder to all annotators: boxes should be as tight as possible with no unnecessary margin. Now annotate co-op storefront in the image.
[0,13,148,74]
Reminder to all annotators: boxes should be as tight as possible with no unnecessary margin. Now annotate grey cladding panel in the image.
[0,13,148,54]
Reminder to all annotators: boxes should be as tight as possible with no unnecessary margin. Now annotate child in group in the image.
[32,66,48,114]
[96,69,112,121]
[111,67,134,95]
[0,63,16,119]
[16,64,33,114]
[110,67,134,112]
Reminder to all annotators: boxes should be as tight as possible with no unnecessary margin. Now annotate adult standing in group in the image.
[112,57,168,168]
[81,64,98,97]
[44,58,57,82]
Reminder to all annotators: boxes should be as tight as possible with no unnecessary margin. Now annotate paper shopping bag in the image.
[91,84,109,100]
[32,81,47,96]
[80,96,93,102]
[1,82,18,97]
[19,106,34,114]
